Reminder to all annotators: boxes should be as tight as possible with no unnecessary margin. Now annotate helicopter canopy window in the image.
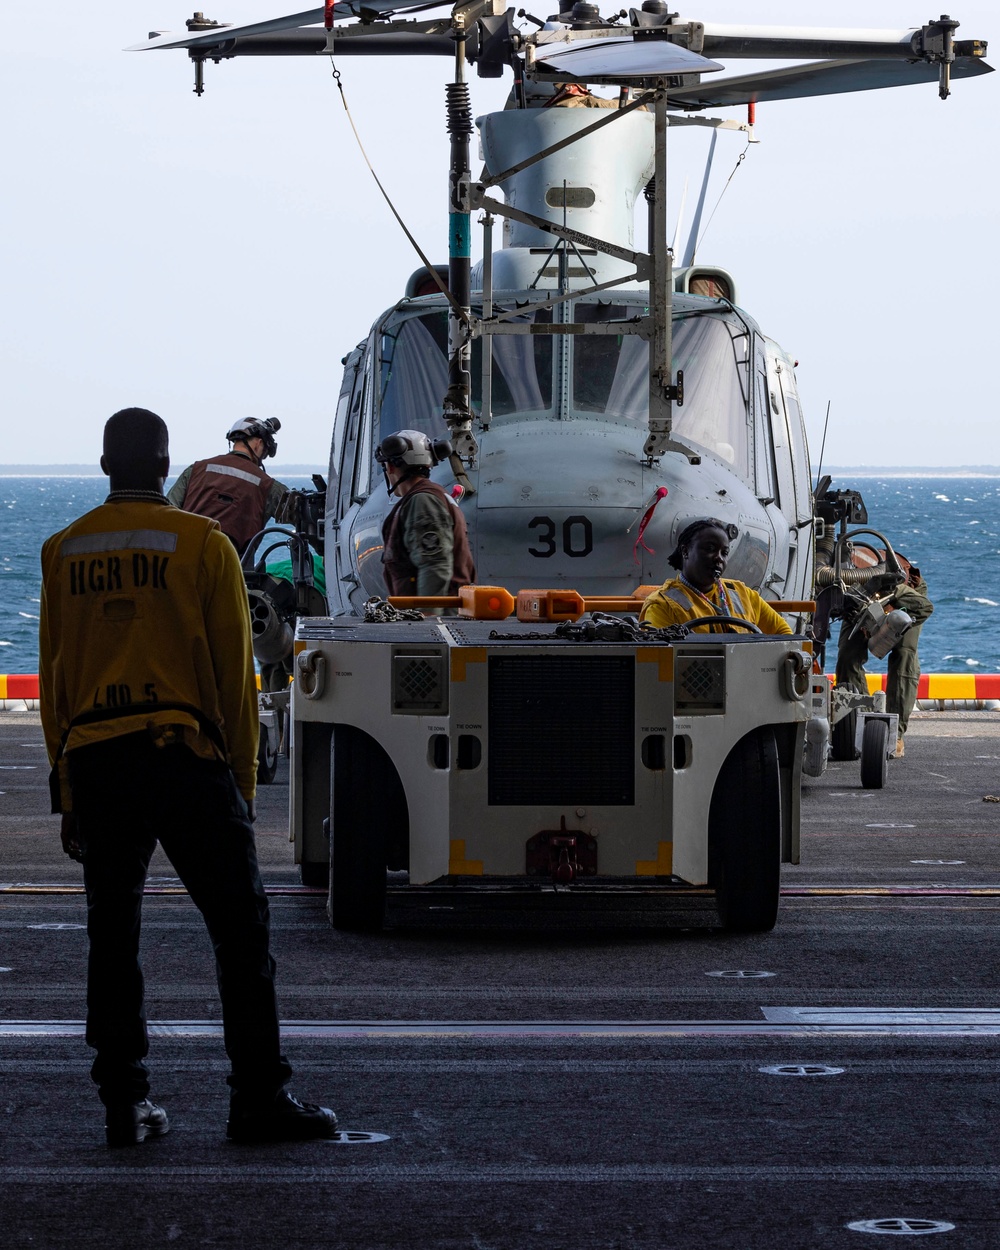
[376,304,747,475]
[571,305,750,474]
[572,302,648,420]
[377,307,553,443]
[674,315,750,473]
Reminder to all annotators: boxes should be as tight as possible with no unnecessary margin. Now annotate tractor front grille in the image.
[488,655,634,806]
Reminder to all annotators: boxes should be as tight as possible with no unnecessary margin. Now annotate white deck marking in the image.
[0,1164,996,1185]
[762,1007,1000,1026]
[6,1014,1000,1038]
[5,883,1000,898]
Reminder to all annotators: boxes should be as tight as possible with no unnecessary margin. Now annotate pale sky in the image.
[1,1,996,468]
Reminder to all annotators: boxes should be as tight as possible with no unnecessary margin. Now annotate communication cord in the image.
[691,140,751,255]
[326,60,470,326]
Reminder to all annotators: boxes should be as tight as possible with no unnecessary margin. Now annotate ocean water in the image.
[2,475,998,675]
[0,475,320,676]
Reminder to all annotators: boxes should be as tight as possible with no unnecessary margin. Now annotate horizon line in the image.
[4,463,1000,473]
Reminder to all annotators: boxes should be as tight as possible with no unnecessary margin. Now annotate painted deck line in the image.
[1,1163,998,1184]
[6,1016,1000,1039]
[0,883,327,896]
[780,886,1000,897]
[4,882,1000,898]
[763,1007,1000,1025]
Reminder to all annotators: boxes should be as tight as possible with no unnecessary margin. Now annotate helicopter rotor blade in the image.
[532,36,723,80]
[127,1,440,51]
[695,22,973,61]
[666,55,993,110]
[670,178,688,255]
[128,8,322,51]
[681,129,717,270]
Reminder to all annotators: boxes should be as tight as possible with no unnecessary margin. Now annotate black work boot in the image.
[226,1091,338,1143]
[105,1099,170,1147]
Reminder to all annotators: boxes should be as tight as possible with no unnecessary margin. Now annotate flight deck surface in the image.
[2,709,999,1247]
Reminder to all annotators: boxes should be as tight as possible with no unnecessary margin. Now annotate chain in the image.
[488,629,554,641]
[489,613,691,643]
[363,597,425,623]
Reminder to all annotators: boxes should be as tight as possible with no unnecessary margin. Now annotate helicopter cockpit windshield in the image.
[378,306,553,429]
[376,301,751,476]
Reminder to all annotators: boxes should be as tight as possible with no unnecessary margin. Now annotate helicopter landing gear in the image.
[709,727,781,933]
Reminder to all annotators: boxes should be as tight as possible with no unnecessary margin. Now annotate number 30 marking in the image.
[528,515,594,558]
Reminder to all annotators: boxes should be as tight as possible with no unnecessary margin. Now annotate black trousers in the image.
[67,733,292,1106]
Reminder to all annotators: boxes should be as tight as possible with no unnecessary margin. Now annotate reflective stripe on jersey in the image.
[664,582,748,617]
[60,531,179,557]
[203,462,264,487]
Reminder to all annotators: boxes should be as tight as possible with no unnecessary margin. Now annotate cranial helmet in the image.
[375,429,453,496]
[226,417,281,460]
[375,429,451,470]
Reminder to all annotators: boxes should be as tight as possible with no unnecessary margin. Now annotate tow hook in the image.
[781,649,812,701]
[296,649,327,700]
[526,819,598,882]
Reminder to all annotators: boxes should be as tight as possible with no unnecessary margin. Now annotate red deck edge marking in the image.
[818,673,1000,698]
[0,675,40,699]
[6,675,1000,703]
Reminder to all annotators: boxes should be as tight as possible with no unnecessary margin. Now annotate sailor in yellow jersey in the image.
[39,408,337,1148]
[640,518,793,635]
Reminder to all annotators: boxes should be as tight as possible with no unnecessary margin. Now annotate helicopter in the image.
[131,6,992,625]
[132,8,991,926]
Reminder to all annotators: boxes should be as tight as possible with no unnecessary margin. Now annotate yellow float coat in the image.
[39,498,258,809]
[640,577,793,635]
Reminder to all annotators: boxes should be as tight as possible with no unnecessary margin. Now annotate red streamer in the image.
[633,486,668,563]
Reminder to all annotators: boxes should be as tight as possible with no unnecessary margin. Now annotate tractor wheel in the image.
[329,726,404,931]
[300,860,328,888]
[709,728,782,933]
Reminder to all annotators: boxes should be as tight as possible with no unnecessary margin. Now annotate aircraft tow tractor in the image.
[291,588,814,931]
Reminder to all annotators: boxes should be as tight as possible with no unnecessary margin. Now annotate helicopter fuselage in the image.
[324,102,813,615]
[327,287,813,613]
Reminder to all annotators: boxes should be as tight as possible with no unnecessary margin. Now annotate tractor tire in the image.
[709,728,782,933]
[329,726,404,931]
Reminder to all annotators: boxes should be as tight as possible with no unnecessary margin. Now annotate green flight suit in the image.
[835,575,934,737]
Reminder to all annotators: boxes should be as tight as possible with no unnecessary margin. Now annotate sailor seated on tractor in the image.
[640,518,792,635]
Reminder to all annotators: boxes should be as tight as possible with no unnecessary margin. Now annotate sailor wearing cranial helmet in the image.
[377,429,476,599]
[168,417,289,557]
